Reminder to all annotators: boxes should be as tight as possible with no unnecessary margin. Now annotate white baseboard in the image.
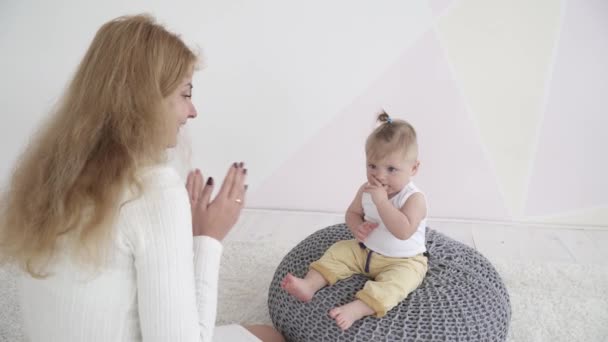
[244,207,608,231]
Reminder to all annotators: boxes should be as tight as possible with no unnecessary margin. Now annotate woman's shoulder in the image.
[137,164,184,192]
[116,164,191,255]
[118,164,189,227]
[118,164,186,207]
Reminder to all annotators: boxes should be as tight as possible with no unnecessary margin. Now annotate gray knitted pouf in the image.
[268,224,511,342]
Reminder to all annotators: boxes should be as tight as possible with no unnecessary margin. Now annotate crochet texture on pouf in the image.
[268,224,511,342]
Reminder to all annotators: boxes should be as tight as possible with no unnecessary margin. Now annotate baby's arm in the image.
[375,192,427,240]
[346,184,378,241]
[345,185,365,233]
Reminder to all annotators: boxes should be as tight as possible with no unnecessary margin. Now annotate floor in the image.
[227,208,608,265]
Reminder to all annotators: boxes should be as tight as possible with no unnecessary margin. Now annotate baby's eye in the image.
[388,167,397,173]
[183,94,192,99]
[367,164,376,169]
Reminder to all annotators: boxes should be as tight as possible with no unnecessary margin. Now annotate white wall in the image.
[1,0,607,227]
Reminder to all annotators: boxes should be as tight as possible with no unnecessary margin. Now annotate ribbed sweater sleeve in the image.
[126,168,223,342]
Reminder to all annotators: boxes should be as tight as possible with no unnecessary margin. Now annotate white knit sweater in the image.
[18,165,223,342]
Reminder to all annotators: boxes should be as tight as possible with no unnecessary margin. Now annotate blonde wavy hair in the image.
[0,14,197,277]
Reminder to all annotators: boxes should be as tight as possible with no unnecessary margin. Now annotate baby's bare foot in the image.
[329,307,357,331]
[281,273,315,302]
[329,300,375,331]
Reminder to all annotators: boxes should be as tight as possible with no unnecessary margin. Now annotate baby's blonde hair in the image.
[365,111,418,163]
[0,14,197,277]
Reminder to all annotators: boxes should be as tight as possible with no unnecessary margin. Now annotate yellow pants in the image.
[310,239,428,317]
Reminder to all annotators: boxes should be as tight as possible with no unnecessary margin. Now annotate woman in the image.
[0,14,284,342]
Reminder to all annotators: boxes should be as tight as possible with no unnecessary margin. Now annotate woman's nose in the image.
[188,103,198,119]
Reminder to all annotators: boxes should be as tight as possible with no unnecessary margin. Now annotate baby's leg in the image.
[281,269,328,302]
[329,299,374,331]
[356,254,428,317]
[282,240,364,302]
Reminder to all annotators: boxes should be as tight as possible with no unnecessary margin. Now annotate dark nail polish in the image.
[243,168,247,174]
[239,162,244,168]
[233,162,238,168]
[244,184,249,191]
[206,177,214,185]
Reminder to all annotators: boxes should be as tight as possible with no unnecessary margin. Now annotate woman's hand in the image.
[186,162,247,241]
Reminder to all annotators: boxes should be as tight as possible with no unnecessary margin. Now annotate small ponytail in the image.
[377,111,392,124]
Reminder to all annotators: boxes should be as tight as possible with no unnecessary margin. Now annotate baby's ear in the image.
[410,160,420,176]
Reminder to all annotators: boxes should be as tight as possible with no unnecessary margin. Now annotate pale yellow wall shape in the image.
[436,0,563,217]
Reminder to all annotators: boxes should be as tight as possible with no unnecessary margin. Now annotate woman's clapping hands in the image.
[186,162,248,241]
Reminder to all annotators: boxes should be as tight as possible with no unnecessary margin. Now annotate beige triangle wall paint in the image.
[436,0,563,217]
[524,0,608,219]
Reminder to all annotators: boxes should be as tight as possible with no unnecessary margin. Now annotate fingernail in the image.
[207,177,214,185]
[239,162,244,168]
[244,184,249,191]
[243,168,247,174]
[233,162,238,168]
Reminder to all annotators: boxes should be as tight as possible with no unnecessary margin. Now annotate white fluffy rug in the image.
[2,240,608,342]
[217,240,608,342]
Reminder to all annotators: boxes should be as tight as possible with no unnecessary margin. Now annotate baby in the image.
[282,112,429,330]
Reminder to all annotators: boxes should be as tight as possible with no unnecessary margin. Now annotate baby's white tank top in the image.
[362,182,427,257]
